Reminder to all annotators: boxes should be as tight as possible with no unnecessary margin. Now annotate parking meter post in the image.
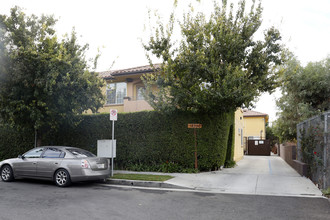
[111,120,114,177]
[109,109,117,177]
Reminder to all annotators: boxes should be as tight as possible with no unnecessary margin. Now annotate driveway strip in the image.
[111,156,323,198]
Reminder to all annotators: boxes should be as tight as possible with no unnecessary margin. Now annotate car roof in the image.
[40,146,90,151]
[40,146,71,149]
[40,146,81,151]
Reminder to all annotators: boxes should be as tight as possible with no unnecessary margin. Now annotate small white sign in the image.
[255,141,259,146]
[97,140,116,158]
[110,109,118,121]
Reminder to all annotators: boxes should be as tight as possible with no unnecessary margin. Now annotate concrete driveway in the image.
[165,156,323,197]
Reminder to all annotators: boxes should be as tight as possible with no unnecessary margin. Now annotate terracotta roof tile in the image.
[243,109,268,117]
[98,64,161,79]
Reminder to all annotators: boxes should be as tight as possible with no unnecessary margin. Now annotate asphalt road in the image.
[0,180,329,220]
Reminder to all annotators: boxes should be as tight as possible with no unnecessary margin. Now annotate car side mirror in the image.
[18,155,25,159]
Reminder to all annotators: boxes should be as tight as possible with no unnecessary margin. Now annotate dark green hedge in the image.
[0,125,34,161]
[46,111,234,172]
[1,111,234,172]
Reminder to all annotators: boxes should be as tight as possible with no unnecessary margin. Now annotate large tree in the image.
[274,55,330,141]
[0,7,104,144]
[143,0,285,114]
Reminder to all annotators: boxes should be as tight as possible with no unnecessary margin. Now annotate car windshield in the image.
[23,147,44,158]
[66,148,96,158]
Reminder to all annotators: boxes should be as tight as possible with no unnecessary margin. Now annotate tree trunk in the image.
[35,129,42,147]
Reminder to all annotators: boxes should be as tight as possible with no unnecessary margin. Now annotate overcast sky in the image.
[1,0,330,123]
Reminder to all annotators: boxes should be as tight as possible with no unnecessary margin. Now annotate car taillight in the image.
[81,160,90,169]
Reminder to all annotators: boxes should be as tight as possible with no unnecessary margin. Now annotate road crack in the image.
[255,175,259,194]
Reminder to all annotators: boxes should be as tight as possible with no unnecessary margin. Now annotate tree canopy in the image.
[274,55,330,141]
[143,0,285,114]
[0,7,104,137]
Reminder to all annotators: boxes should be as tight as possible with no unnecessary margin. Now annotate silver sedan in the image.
[0,146,110,187]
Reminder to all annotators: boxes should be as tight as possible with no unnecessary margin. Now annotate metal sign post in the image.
[188,123,202,170]
[110,109,118,177]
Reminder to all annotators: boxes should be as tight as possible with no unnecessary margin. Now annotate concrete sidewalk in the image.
[113,156,323,197]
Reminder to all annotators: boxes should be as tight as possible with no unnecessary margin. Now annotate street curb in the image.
[106,178,190,189]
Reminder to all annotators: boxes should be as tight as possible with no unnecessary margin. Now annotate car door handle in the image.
[54,162,58,165]
[33,162,37,165]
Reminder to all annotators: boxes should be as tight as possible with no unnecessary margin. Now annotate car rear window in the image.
[66,148,96,158]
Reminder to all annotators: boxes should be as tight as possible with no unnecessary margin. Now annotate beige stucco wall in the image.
[124,99,153,112]
[98,105,124,113]
[243,116,267,140]
[234,109,244,162]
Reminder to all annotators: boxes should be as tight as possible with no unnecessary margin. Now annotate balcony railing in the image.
[123,96,153,112]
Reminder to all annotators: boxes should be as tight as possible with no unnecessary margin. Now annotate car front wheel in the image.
[1,165,15,182]
[54,169,71,187]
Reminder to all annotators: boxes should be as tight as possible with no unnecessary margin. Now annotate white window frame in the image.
[136,85,145,101]
[106,82,127,105]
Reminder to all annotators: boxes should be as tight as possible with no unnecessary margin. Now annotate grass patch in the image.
[322,187,330,197]
[111,173,173,182]
[224,160,236,168]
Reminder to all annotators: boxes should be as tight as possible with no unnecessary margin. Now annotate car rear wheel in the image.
[1,165,14,182]
[54,169,71,187]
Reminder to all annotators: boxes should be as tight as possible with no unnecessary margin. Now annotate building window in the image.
[136,86,145,100]
[248,136,260,140]
[106,82,127,104]
[240,129,243,146]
